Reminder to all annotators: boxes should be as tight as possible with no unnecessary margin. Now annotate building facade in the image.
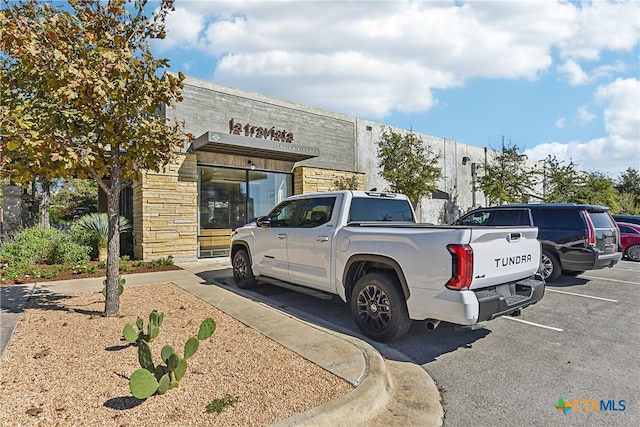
[127,74,537,262]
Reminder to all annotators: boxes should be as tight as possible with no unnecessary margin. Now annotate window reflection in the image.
[197,166,292,257]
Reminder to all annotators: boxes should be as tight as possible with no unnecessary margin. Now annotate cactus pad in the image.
[174,358,188,382]
[184,337,199,359]
[123,324,138,343]
[138,340,154,371]
[157,374,170,395]
[161,345,175,364]
[130,368,159,400]
[198,318,216,340]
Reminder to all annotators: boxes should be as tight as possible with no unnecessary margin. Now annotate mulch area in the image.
[0,262,182,286]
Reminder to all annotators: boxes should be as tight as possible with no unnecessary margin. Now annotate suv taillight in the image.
[446,244,473,290]
[584,212,596,247]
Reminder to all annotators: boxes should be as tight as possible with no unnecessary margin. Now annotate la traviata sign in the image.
[229,118,294,143]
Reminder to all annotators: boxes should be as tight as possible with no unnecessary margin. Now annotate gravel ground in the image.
[0,283,353,426]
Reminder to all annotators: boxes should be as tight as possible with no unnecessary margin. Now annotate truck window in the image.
[295,197,336,228]
[268,200,299,227]
[349,198,414,222]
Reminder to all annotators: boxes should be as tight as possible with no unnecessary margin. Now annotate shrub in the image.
[0,226,90,273]
[3,228,83,263]
[150,256,174,268]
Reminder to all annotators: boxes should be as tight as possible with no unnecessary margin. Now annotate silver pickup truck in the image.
[230,190,545,342]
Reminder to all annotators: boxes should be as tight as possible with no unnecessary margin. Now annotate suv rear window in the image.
[531,208,583,230]
[587,211,615,228]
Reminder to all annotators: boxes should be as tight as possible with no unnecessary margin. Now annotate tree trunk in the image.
[104,156,122,317]
[39,178,51,228]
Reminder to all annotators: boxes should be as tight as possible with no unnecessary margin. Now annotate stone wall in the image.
[294,167,366,194]
[133,153,198,262]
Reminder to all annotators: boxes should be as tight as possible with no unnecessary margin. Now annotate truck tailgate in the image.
[468,227,540,289]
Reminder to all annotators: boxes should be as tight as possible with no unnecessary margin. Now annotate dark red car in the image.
[617,222,640,262]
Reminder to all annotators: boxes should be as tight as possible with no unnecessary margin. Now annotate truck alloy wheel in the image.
[350,272,410,342]
[232,249,257,289]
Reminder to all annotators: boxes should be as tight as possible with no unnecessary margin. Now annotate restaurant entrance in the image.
[197,166,292,257]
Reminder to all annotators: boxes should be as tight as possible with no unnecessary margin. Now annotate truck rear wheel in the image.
[350,272,410,342]
[232,249,257,289]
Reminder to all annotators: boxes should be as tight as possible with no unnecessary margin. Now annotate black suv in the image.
[454,204,622,282]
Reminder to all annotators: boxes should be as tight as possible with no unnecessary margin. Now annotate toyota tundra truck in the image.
[230,190,545,342]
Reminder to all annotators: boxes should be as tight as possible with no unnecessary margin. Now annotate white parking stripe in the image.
[579,275,639,285]
[546,288,618,302]
[501,316,563,332]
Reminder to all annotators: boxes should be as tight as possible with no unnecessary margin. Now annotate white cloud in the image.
[156,1,637,119]
[577,106,596,125]
[525,78,640,177]
[153,7,205,51]
[557,59,589,86]
[157,1,639,177]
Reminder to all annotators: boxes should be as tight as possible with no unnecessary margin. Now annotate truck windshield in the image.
[349,198,414,222]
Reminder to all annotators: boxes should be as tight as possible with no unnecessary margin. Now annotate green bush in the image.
[150,256,174,268]
[68,222,99,258]
[0,226,90,271]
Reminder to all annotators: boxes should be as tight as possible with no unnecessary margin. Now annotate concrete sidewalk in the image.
[0,259,443,426]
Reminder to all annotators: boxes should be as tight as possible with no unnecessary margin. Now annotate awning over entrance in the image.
[189,131,319,162]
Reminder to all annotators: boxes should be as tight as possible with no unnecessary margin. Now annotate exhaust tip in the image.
[425,319,441,331]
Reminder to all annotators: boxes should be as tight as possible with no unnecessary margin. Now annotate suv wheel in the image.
[350,272,411,342]
[540,250,561,282]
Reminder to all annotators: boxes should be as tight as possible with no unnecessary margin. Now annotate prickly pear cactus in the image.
[123,310,165,344]
[128,316,217,399]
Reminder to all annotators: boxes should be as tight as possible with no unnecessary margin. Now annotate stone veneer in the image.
[133,153,198,262]
[294,167,366,194]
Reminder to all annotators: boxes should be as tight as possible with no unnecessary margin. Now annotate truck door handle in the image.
[508,232,521,242]
[316,236,329,242]
[277,234,287,239]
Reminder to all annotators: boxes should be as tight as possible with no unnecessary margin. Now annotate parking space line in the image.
[546,289,618,302]
[501,316,563,332]
[578,275,639,286]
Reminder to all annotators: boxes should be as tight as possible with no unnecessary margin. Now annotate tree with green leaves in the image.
[477,143,537,205]
[0,0,188,316]
[574,172,618,209]
[541,155,584,203]
[614,168,640,214]
[50,178,98,223]
[375,126,442,209]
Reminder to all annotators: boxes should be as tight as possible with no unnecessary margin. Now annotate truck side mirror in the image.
[256,216,272,228]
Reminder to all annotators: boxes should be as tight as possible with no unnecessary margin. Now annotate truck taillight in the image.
[584,212,596,247]
[446,244,473,290]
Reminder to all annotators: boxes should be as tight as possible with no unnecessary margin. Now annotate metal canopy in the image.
[189,131,319,162]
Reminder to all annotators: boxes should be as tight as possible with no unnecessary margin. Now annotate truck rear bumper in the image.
[475,276,545,322]
[406,276,545,326]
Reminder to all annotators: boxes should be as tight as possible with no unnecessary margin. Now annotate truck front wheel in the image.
[232,249,257,289]
[350,272,411,342]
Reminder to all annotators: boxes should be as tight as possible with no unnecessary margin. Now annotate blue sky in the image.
[151,0,640,178]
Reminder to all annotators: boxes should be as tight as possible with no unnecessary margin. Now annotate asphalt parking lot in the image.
[207,259,639,427]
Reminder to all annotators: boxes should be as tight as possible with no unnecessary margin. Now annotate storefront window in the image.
[197,166,292,257]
